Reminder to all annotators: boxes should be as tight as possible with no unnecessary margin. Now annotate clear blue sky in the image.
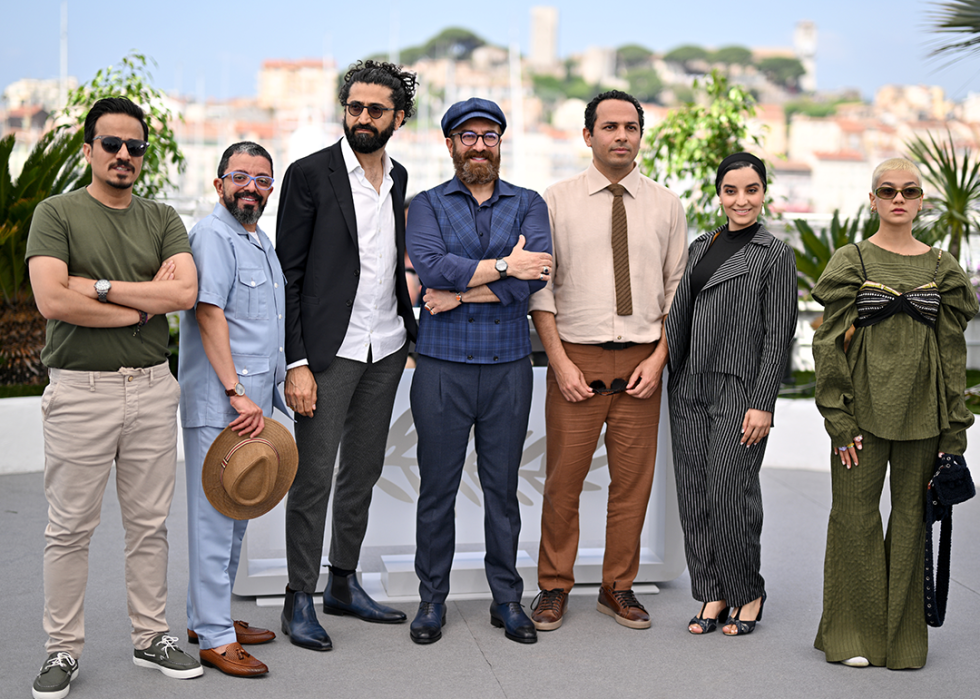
[3,0,978,102]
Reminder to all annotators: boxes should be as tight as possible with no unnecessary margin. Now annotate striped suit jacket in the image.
[665,224,798,414]
[407,178,552,364]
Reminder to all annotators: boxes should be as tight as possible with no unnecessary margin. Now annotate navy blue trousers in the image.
[411,355,532,604]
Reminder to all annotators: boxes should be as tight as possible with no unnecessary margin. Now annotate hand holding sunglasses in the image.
[93,135,150,158]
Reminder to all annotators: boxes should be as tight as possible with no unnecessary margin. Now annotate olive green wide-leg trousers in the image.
[814,432,937,670]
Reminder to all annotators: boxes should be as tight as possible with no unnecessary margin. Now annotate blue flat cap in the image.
[441,98,507,137]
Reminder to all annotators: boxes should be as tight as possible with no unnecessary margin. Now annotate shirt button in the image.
[274,283,279,288]
[467,354,473,360]
[617,335,622,340]
[494,319,500,325]
[242,369,249,375]
[278,314,282,319]
[279,347,283,352]
[468,318,475,323]
[127,376,133,382]
[250,281,256,287]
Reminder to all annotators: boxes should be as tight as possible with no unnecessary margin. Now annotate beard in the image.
[452,146,500,185]
[106,159,136,189]
[344,118,396,154]
[224,188,266,227]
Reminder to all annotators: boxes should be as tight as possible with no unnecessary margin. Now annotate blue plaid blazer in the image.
[407,178,552,364]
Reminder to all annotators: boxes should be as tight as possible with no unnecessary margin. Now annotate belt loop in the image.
[149,364,155,387]
[89,372,95,392]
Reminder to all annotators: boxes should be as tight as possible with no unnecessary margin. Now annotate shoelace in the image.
[42,652,75,672]
[612,589,645,610]
[155,635,181,657]
[532,589,565,612]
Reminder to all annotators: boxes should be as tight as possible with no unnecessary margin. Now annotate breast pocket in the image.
[233,354,271,402]
[236,268,269,319]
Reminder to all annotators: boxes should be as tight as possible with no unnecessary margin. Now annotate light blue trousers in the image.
[184,425,247,650]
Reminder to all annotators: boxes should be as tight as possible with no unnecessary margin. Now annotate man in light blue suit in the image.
[179,141,288,677]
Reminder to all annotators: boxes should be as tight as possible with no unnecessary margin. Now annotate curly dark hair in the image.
[339,60,418,122]
[584,90,644,135]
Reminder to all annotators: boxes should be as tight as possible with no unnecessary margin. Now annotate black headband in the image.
[715,152,767,193]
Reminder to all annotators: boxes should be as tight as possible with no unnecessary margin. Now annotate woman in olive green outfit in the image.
[812,158,977,670]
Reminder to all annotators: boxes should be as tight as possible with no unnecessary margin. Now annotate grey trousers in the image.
[285,345,407,592]
[668,370,767,608]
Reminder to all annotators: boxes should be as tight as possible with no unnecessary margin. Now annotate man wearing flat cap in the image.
[406,97,553,645]
[179,141,287,676]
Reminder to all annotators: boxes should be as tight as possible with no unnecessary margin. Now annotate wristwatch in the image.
[494,257,508,279]
[225,382,245,397]
[95,279,111,303]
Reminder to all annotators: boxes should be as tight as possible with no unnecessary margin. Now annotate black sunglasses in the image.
[874,186,923,200]
[343,101,395,119]
[590,378,634,396]
[93,135,149,157]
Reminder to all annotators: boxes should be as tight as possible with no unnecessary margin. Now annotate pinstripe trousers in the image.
[668,370,766,608]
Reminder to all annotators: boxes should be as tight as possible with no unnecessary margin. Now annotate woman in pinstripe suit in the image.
[665,153,798,636]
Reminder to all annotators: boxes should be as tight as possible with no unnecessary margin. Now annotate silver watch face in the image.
[495,258,508,272]
[234,382,245,396]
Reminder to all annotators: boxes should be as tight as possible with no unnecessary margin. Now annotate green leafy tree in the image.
[907,130,980,261]
[928,0,980,61]
[625,68,663,103]
[61,52,184,200]
[757,56,806,90]
[0,129,89,384]
[793,210,878,298]
[423,27,486,59]
[641,71,768,232]
[617,44,653,70]
[710,46,753,66]
[663,45,709,66]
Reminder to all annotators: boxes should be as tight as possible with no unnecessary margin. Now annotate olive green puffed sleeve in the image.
[812,246,863,449]
[935,254,978,454]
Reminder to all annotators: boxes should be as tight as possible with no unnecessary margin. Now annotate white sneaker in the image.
[841,656,869,667]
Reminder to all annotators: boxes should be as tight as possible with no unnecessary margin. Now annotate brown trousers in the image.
[41,362,180,657]
[537,342,661,590]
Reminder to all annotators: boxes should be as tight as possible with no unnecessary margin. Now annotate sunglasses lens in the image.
[346,102,364,116]
[99,136,122,154]
[610,378,628,392]
[125,140,148,157]
[367,105,384,118]
[876,187,897,199]
[904,187,923,199]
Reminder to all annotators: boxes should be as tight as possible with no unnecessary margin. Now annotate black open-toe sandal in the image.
[723,592,766,636]
[688,602,730,635]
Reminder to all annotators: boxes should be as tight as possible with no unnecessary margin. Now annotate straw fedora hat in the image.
[202,418,298,520]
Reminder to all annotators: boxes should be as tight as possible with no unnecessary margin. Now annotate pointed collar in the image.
[586,161,641,198]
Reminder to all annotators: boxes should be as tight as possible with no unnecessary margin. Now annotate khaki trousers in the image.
[41,362,180,657]
[538,342,661,590]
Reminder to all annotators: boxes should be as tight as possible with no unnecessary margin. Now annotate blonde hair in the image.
[872,158,922,190]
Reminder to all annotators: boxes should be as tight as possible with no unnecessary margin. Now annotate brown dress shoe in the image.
[530,588,568,631]
[597,585,651,629]
[199,642,268,677]
[187,620,276,645]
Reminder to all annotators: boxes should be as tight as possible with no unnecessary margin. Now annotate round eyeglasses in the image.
[452,131,501,148]
[343,101,396,119]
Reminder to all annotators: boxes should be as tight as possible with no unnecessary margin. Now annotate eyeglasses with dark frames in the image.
[590,378,634,396]
[221,172,275,190]
[452,131,501,148]
[93,135,149,157]
[343,101,396,119]
[874,186,923,200]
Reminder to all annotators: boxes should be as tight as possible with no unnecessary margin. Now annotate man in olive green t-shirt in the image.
[25,98,202,698]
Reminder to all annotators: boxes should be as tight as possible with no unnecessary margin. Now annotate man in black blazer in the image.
[275,61,419,651]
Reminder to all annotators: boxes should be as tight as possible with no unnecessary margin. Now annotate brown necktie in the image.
[607,184,633,316]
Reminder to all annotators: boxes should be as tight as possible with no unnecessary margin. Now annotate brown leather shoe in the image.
[199,643,268,677]
[187,620,276,645]
[597,585,651,629]
[530,588,568,631]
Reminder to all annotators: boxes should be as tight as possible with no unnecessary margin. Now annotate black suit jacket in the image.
[275,140,418,372]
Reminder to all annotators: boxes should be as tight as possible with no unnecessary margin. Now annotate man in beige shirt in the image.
[528,90,687,631]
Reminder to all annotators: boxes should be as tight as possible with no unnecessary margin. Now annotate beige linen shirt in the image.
[529,162,688,344]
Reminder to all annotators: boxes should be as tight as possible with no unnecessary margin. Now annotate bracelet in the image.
[455,292,463,303]
[132,310,149,342]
